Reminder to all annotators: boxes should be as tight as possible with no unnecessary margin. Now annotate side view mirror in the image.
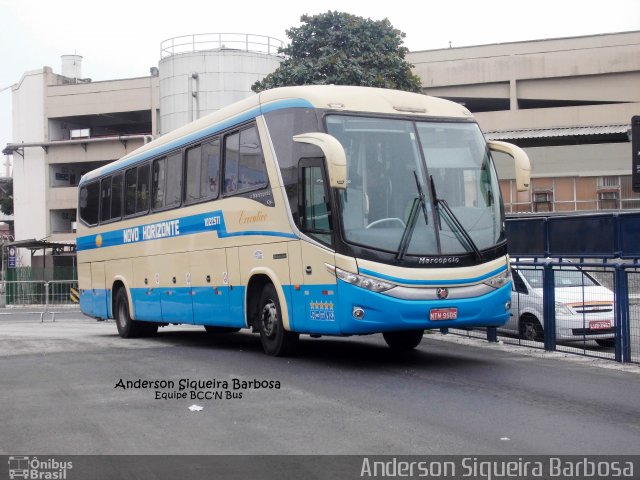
[293,133,347,189]
[487,140,531,192]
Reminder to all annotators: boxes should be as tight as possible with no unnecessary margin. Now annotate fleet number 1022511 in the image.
[204,216,221,227]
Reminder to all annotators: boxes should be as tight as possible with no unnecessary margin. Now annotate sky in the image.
[1,0,639,154]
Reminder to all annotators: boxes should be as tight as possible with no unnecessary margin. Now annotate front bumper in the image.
[335,280,512,335]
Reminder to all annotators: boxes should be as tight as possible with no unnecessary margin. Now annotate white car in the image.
[502,260,616,347]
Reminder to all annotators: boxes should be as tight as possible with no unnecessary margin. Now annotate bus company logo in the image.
[436,288,449,300]
[8,456,73,479]
[418,256,460,265]
[95,234,103,248]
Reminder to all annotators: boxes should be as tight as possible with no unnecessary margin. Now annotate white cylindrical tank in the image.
[158,33,284,135]
[61,55,83,79]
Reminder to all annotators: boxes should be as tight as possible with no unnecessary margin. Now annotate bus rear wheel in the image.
[114,288,157,338]
[258,284,298,356]
[383,330,424,351]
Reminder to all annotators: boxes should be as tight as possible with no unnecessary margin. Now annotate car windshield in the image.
[326,115,505,256]
[519,267,598,288]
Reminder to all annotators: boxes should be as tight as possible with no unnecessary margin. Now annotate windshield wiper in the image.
[396,171,431,262]
[430,175,483,261]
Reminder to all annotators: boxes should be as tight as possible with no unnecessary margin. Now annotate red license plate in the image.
[429,308,458,321]
[589,320,611,330]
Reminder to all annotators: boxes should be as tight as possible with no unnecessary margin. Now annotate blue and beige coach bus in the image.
[77,85,530,356]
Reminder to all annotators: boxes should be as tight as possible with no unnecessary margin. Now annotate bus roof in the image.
[80,85,474,185]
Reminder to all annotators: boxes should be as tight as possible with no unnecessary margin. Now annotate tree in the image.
[0,177,13,216]
[252,11,422,93]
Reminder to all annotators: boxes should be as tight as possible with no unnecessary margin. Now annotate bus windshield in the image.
[326,115,505,257]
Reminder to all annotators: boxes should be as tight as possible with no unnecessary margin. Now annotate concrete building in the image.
[3,30,639,269]
[408,31,640,213]
[3,34,282,268]
[5,58,158,252]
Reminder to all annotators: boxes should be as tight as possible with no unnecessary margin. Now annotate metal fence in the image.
[2,280,78,307]
[451,260,640,364]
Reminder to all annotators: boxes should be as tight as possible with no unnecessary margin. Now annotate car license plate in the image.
[429,308,458,321]
[589,320,611,330]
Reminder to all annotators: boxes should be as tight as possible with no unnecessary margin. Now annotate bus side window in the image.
[185,138,220,204]
[165,153,182,207]
[100,176,112,223]
[224,125,267,196]
[152,158,167,210]
[111,174,123,220]
[125,167,138,216]
[125,164,150,216]
[79,181,100,226]
[299,159,332,246]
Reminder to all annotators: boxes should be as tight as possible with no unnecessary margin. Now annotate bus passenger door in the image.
[298,159,339,334]
[159,252,194,324]
[190,249,232,326]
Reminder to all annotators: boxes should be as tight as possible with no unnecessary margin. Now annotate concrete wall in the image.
[46,76,159,119]
[10,66,159,249]
[12,69,48,255]
[408,31,640,132]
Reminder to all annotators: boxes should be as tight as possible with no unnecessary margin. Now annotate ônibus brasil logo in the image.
[8,456,73,479]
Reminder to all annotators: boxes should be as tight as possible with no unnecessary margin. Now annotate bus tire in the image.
[383,330,424,351]
[204,326,241,334]
[114,288,153,338]
[258,283,298,356]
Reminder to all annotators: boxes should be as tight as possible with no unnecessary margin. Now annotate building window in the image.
[597,176,620,210]
[598,190,620,210]
[532,190,553,212]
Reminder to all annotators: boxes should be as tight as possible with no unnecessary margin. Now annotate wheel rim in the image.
[261,300,278,338]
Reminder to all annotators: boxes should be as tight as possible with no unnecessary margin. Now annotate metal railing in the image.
[450,260,640,364]
[160,33,285,58]
[2,280,78,308]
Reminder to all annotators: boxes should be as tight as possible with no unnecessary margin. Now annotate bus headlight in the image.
[482,270,512,289]
[330,266,395,293]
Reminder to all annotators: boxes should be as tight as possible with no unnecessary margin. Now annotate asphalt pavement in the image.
[1,310,639,455]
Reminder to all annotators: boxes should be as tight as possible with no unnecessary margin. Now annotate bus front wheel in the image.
[383,330,424,351]
[258,284,298,356]
[114,288,157,338]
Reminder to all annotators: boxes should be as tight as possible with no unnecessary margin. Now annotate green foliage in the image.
[0,177,12,216]
[252,11,422,93]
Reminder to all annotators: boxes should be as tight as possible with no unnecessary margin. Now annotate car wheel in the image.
[204,326,241,334]
[114,288,156,338]
[258,284,298,356]
[596,339,615,348]
[519,315,543,342]
[382,330,424,351]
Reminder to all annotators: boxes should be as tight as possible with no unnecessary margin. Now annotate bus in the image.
[77,85,531,356]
